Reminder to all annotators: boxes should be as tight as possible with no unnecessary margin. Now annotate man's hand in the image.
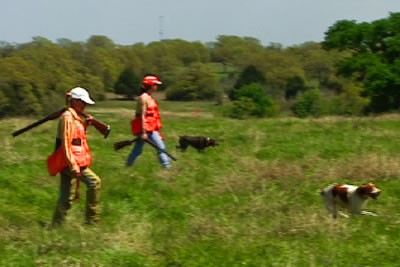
[72,169,82,177]
[85,114,94,126]
[141,132,149,140]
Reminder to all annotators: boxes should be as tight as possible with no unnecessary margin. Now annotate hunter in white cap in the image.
[69,87,95,105]
[50,86,102,226]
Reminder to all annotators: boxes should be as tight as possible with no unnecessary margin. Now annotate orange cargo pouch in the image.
[131,117,143,136]
[47,147,68,176]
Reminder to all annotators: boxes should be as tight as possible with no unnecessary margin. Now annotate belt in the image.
[72,139,82,146]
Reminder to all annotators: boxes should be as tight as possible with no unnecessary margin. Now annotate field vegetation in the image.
[1,99,400,266]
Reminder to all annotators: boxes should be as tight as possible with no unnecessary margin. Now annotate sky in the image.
[1,0,399,47]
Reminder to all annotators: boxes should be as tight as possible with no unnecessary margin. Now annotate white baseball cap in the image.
[69,87,95,105]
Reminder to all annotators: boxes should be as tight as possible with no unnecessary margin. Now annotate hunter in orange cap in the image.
[128,74,171,168]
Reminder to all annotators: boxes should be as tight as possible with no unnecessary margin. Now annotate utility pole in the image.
[159,16,164,41]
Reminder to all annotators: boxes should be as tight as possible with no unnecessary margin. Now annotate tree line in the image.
[1,12,399,118]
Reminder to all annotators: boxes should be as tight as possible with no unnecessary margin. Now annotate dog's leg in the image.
[176,144,186,151]
[360,211,378,216]
[349,198,363,215]
[177,142,188,151]
[338,211,350,218]
[332,201,338,219]
[321,191,337,219]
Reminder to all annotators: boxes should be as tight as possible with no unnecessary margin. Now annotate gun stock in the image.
[113,138,177,161]
[81,112,111,138]
[114,138,138,151]
[12,108,66,137]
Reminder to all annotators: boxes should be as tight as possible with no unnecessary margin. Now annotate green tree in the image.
[0,41,15,58]
[234,65,266,89]
[165,63,220,101]
[0,55,45,115]
[230,65,266,100]
[285,76,307,100]
[0,89,10,116]
[114,67,140,99]
[260,47,306,98]
[85,35,122,92]
[329,82,369,115]
[288,42,347,92]
[323,12,400,112]
[140,39,210,81]
[210,35,264,67]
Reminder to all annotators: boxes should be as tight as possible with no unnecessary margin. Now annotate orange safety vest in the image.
[131,102,162,136]
[47,108,92,176]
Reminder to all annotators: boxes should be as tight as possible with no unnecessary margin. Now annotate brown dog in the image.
[176,135,219,152]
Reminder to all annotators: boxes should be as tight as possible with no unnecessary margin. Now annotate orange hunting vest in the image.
[47,108,92,176]
[131,103,162,136]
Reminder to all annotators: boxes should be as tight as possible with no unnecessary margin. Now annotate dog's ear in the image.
[357,183,376,196]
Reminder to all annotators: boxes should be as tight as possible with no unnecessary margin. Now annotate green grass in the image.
[1,100,400,266]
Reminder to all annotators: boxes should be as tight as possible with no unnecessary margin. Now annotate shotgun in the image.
[80,111,111,138]
[12,108,66,137]
[114,138,178,161]
[114,138,139,151]
[145,138,178,161]
[12,108,111,138]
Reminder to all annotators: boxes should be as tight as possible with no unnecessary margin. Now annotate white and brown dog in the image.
[320,182,381,218]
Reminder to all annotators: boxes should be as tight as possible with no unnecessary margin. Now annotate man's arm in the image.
[140,94,149,140]
[61,112,80,175]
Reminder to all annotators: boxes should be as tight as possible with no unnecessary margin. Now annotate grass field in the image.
[1,98,400,266]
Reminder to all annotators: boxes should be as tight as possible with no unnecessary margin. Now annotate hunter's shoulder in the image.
[61,108,77,119]
[139,92,150,100]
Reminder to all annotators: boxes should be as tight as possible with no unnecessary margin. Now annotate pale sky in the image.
[1,0,399,47]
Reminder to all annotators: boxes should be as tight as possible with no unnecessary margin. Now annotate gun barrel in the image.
[144,139,178,161]
[12,108,66,137]
[12,118,49,137]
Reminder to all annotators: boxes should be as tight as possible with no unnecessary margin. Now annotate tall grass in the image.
[1,99,400,266]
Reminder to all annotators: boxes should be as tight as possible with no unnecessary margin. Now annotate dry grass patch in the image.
[102,213,153,254]
[237,153,400,184]
[240,157,306,181]
[88,107,132,119]
[312,153,400,182]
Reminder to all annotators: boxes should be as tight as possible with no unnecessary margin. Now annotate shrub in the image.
[292,89,326,118]
[225,83,279,118]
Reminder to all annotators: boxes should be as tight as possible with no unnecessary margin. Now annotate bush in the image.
[293,84,369,117]
[329,83,369,115]
[225,83,279,118]
[292,89,326,118]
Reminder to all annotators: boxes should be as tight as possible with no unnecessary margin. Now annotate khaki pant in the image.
[52,167,101,225]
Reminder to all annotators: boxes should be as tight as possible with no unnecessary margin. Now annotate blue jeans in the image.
[127,131,171,169]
